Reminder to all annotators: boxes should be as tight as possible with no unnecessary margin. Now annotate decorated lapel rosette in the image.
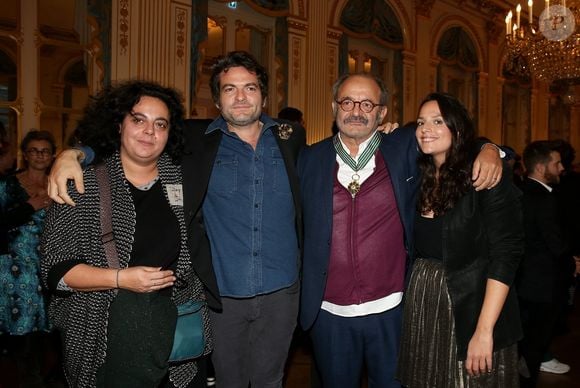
[276,123,293,140]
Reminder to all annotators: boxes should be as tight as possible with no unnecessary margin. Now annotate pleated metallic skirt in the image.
[397,258,519,388]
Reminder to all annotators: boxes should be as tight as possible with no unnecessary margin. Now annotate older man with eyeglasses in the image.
[297,73,504,387]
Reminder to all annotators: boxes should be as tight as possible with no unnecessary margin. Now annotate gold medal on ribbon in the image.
[347,173,360,197]
[347,180,360,197]
[333,132,382,199]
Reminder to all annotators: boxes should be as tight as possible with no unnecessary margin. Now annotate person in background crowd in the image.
[532,139,580,376]
[1,130,55,386]
[278,106,305,127]
[397,93,523,387]
[517,140,577,387]
[550,140,580,262]
[40,81,211,388]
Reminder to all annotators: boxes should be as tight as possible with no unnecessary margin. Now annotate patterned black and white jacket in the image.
[40,152,212,388]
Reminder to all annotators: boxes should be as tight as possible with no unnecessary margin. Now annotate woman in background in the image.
[397,93,523,387]
[0,130,54,384]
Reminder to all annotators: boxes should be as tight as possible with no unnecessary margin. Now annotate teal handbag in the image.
[169,300,206,362]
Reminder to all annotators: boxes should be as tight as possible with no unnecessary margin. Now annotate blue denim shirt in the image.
[202,115,299,297]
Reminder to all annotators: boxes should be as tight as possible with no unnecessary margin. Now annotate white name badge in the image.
[166,184,184,206]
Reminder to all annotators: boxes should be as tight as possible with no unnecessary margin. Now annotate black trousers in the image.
[518,297,564,387]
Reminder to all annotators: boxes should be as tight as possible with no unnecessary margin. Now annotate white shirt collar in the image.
[528,176,553,192]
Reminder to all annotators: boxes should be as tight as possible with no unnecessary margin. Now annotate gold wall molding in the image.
[415,0,436,18]
[175,7,187,65]
[287,19,307,32]
[291,37,302,82]
[287,16,308,114]
[118,0,130,55]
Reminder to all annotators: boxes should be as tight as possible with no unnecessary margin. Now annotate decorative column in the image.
[485,20,503,143]
[478,72,490,140]
[414,1,435,106]
[111,0,192,108]
[286,16,308,114]
[531,79,550,140]
[304,0,333,144]
[18,0,40,136]
[401,51,417,124]
[569,104,580,153]
[495,77,505,144]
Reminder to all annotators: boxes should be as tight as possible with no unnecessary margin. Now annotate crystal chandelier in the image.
[505,0,580,83]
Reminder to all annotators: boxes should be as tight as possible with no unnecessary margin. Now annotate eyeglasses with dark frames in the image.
[335,98,383,113]
[25,148,53,157]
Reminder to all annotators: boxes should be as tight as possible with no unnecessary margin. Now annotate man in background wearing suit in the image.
[517,140,575,387]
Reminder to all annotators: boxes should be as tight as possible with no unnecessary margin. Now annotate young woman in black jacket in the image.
[397,93,524,387]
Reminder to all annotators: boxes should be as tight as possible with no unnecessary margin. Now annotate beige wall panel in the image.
[305,0,332,144]
[19,0,40,134]
[111,0,191,103]
[478,72,490,140]
[531,81,550,140]
[287,17,307,119]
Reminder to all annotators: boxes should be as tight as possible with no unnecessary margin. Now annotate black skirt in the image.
[96,289,178,388]
[397,258,519,388]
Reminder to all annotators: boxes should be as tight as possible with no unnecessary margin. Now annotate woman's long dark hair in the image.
[417,93,476,216]
[70,80,185,164]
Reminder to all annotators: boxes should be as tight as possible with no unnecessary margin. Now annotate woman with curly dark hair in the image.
[397,93,524,387]
[40,81,211,388]
[70,80,185,164]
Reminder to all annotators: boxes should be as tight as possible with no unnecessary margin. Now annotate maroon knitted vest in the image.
[323,152,406,306]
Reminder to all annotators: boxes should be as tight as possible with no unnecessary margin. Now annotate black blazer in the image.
[181,117,305,311]
[438,172,524,359]
[517,177,571,303]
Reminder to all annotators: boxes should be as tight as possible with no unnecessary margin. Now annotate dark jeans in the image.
[210,281,300,388]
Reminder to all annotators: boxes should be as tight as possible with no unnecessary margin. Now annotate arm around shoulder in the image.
[47,148,88,205]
